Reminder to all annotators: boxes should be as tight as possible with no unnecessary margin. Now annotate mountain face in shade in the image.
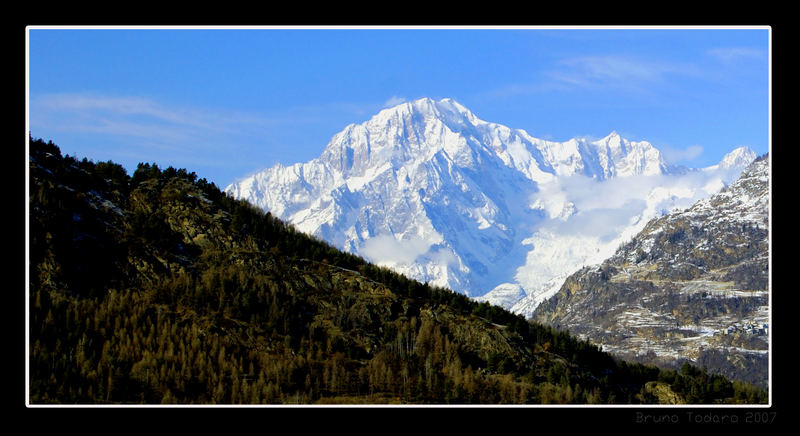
[225,97,755,312]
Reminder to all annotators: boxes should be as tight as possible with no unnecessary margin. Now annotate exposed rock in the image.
[533,155,770,388]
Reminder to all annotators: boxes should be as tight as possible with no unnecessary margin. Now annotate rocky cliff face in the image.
[532,154,770,388]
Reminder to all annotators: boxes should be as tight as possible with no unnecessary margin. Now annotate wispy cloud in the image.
[28,92,303,183]
[708,47,765,63]
[485,54,702,99]
[28,92,397,185]
[660,144,704,165]
[383,95,407,108]
[532,165,745,244]
[482,82,561,99]
[32,92,275,139]
[548,55,699,92]
[360,234,431,265]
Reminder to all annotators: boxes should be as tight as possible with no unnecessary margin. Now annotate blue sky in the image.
[27,26,770,188]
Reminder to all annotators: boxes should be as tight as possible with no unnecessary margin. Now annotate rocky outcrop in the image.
[532,155,770,388]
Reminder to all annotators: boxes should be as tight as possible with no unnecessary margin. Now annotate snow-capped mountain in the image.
[499,145,756,317]
[225,97,756,310]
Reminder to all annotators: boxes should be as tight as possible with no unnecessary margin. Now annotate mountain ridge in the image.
[226,97,756,311]
[531,154,770,388]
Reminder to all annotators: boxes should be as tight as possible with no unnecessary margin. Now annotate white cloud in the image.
[427,246,459,268]
[555,174,655,212]
[360,234,431,265]
[548,55,702,93]
[557,55,663,83]
[485,54,702,99]
[32,92,273,137]
[531,174,653,241]
[383,96,407,108]
[708,47,765,63]
[531,168,735,242]
[28,92,301,183]
[515,165,747,296]
[659,144,704,165]
[549,199,646,241]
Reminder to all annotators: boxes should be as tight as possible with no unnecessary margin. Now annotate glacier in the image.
[225,97,756,317]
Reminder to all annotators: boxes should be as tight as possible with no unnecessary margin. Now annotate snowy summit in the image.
[225,98,756,315]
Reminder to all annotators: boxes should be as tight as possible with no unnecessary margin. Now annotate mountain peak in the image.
[597,130,626,151]
[225,99,749,301]
[718,146,757,169]
[318,97,485,175]
[397,97,478,125]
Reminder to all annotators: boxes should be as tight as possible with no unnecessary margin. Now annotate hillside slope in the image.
[28,137,766,404]
[533,154,770,388]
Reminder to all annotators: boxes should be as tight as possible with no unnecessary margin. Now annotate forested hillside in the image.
[27,136,767,405]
